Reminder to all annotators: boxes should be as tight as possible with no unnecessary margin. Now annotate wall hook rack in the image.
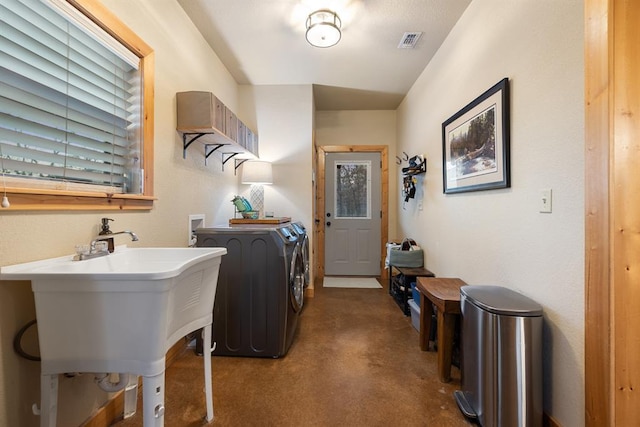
[397,153,427,176]
[402,155,426,176]
[396,152,412,165]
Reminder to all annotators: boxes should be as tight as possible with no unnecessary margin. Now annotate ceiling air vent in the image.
[398,32,423,49]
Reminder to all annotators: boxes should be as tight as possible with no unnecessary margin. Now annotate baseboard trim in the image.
[80,338,189,427]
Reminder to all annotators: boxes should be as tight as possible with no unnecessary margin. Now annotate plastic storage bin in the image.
[408,299,420,331]
[454,285,543,427]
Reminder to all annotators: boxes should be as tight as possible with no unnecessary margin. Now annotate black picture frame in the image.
[442,78,510,194]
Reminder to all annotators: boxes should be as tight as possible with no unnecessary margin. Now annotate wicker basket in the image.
[388,247,423,268]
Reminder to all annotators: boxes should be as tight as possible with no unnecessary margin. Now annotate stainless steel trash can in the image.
[454,285,543,427]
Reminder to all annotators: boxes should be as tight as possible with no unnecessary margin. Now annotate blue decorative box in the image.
[411,282,420,307]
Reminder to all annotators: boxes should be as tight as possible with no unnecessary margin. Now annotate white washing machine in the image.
[195,223,304,357]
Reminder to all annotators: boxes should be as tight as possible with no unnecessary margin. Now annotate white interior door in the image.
[324,152,381,276]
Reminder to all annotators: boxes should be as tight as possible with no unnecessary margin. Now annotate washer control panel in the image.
[276,225,298,243]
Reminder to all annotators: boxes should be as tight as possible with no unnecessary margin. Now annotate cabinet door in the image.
[251,132,259,156]
[237,120,246,148]
[225,109,238,141]
[246,128,255,155]
[213,97,226,133]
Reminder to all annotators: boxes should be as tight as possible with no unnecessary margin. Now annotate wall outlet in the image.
[188,214,205,246]
[539,189,552,213]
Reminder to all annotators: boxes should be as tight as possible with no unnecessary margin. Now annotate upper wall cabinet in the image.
[176,91,259,165]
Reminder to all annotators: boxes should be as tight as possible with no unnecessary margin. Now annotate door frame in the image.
[314,145,389,280]
[585,0,640,424]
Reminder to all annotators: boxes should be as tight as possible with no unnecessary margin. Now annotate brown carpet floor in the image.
[113,279,473,426]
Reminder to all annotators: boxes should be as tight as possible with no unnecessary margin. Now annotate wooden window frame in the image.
[2,0,155,211]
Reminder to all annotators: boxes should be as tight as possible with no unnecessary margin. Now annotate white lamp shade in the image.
[306,10,341,48]
[241,161,273,184]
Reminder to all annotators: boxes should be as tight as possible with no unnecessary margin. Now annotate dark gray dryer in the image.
[291,221,310,291]
[195,223,304,358]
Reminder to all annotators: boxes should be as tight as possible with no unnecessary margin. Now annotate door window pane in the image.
[334,160,371,219]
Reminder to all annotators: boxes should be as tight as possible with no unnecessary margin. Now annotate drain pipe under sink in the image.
[94,373,139,418]
[94,373,130,392]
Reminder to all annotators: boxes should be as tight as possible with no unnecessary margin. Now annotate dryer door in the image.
[289,244,305,312]
[300,233,310,288]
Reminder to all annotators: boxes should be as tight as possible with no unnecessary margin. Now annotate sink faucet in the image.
[91,230,139,251]
[74,225,139,261]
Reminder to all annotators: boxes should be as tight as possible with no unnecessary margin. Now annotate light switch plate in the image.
[539,189,552,213]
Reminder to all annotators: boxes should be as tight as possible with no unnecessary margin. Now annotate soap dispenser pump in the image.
[99,218,115,253]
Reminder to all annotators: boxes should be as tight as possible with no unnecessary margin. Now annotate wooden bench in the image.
[416,277,466,383]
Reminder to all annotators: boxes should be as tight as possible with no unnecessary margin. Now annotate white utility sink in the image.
[1,246,226,427]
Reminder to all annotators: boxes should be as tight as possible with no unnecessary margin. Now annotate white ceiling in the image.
[178,0,472,110]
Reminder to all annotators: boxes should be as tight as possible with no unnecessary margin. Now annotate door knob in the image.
[326,221,331,227]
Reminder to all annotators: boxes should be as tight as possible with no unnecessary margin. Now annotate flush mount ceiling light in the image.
[305,9,341,48]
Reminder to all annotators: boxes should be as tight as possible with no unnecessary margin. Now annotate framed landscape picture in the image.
[442,78,510,194]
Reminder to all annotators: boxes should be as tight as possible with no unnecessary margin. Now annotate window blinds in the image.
[0,0,142,193]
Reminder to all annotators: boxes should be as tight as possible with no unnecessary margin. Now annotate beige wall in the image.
[396,0,584,425]
[0,0,586,425]
[239,85,314,227]
[0,0,235,422]
[0,1,314,426]
[315,110,399,241]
